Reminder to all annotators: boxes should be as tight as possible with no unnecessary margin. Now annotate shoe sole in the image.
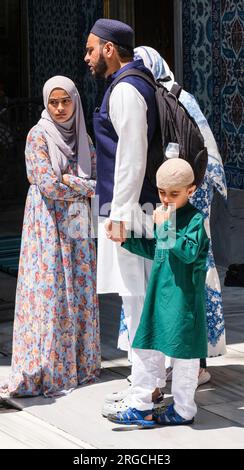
[197,379,211,387]
[155,418,194,426]
[102,401,165,418]
[108,416,157,428]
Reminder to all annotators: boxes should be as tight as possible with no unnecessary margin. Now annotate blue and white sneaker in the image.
[107,407,156,428]
[102,392,165,417]
[153,403,194,426]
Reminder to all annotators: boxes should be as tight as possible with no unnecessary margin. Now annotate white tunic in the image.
[97,81,153,296]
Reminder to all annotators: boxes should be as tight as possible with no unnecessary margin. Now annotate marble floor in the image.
[0,266,244,448]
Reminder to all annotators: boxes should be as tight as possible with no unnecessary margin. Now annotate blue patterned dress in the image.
[1,125,100,397]
[182,90,227,356]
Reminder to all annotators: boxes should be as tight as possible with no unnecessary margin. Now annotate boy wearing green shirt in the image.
[108,159,209,427]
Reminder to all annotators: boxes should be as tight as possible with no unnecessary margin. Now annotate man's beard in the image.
[93,52,108,78]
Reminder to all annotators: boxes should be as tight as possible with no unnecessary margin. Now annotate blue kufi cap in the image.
[90,18,134,48]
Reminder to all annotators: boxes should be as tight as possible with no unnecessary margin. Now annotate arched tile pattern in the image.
[183,0,244,189]
[28,0,104,134]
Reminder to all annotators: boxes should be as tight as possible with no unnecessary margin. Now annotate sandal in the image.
[154,403,194,426]
[107,407,156,428]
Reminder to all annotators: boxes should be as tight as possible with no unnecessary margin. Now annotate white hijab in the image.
[38,75,91,180]
[134,46,175,90]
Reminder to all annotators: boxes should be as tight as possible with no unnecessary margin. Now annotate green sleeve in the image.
[122,232,156,260]
[166,214,209,264]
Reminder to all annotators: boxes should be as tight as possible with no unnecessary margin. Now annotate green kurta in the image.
[122,203,209,359]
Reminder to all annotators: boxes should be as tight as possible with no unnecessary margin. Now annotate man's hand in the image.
[105,219,127,242]
[153,205,171,226]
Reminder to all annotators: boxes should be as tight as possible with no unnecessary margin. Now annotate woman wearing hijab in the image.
[1,76,100,397]
[117,46,226,392]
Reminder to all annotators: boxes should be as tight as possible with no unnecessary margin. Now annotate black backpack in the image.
[107,68,208,188]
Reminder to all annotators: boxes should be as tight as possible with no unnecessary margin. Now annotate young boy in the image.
[107,159,209,427]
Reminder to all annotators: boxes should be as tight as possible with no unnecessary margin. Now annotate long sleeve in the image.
[109,82,148,223]
[61,174,96,197]
[25,127,91,201]
[63,135,97,197]
[161,213,208,264]
[122,232,156,260]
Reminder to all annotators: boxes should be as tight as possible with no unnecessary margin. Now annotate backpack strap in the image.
[106,68,156,117]
[161,75,172,82]
[169,83,182,99]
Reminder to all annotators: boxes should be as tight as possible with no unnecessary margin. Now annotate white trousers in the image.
[122,295,165,389]
[130,349,199,420]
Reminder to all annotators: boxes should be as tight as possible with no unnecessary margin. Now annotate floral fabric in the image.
[1,125,100,397]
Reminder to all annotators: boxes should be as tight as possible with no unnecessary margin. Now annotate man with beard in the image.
[85,19,164,416]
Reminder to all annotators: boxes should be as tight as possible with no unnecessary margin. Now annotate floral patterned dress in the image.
[2,125,100,397]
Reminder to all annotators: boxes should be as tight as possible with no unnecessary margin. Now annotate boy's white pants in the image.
[122,296,166,388]
[129,348,199,420]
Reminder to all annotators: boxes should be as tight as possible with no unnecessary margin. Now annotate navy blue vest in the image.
[93,59,160,216]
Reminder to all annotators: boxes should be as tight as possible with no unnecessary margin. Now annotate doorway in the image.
[104,0,181,79]
[0,0,29,99]
[134,0,175,71]
[0,0,35,203]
